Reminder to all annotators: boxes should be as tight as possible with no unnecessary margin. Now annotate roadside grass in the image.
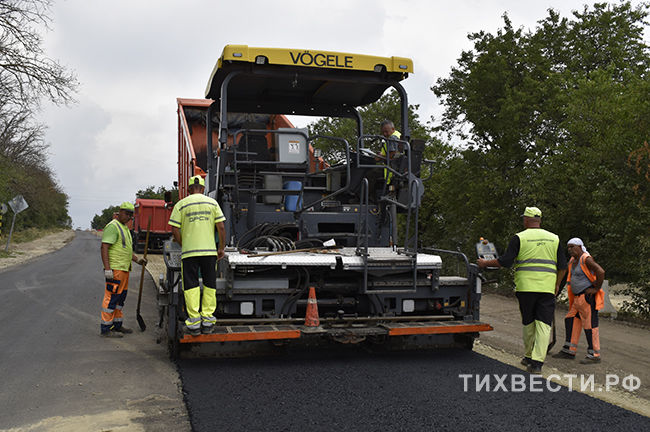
[0,227,67,245]
[0,250,22,259]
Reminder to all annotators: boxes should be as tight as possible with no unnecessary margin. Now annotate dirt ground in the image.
[0,229,75,273]
[478,293,650,417]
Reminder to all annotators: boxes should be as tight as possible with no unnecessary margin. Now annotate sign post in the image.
[0,203,7,236]
[4,195,29,252]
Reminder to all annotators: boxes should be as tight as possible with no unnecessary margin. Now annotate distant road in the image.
[0,231,189,431]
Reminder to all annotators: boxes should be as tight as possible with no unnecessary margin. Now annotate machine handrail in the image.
[295,135,351,214]
[356,178,370,257]
[420,247,475,316]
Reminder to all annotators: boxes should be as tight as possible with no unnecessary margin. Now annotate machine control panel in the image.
[476,237,499,261]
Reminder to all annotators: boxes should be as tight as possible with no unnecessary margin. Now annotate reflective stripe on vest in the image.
[109,219,127,248]
[514,229,559,293]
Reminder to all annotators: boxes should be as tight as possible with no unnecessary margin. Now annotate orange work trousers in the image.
[561,292,600,358]
[101,270,129,334]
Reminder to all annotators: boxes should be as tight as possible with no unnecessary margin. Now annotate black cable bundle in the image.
[237,223,299,252]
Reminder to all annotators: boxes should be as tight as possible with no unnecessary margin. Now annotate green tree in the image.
[0,0,77,233]
[308,89,436,161]
[90,205,119,230]
[135,185,178,203]
[430,1,650,305]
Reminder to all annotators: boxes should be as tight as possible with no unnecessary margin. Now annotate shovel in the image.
[548,315,556,351]
[549,276,567,351]
[136,216,151,331]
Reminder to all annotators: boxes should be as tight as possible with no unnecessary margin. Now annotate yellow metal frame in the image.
[216,44,413,73]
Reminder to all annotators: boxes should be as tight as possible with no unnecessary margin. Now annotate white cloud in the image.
[39,0,648,227]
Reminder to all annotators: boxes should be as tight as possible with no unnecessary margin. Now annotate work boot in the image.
[101,331,123,338]
[552,351,576,360]
[527,364,542,375]
[580,355,601,364]
[520,357,531,367]
[113,326,133,334]
[201,325,215,335]
[183,325,201,336]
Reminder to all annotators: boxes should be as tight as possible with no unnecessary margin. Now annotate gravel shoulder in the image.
[478,292,650,417]
[0,229,75,273]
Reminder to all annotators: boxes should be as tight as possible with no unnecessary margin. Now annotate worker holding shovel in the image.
[100,202,147,338]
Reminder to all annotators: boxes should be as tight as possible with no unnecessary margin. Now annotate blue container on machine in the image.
[284,181,302,211]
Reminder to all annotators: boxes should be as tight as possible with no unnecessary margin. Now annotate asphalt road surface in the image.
[2,231,648,431]
[0,231,189,431]
[178,345,650,432]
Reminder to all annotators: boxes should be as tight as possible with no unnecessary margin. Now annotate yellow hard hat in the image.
[119,202,135,212]
[522,206,542,218]
[189,175,205,187]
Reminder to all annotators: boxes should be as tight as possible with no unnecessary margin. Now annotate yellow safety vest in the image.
[514,228,559,293]
[102,219,133,271]
[381,130,401,182]
[168,193,226,259]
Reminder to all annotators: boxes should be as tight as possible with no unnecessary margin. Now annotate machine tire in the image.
[168,302,180,360]
[454,333,475,350]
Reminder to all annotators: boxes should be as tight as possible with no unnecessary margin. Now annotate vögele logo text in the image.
[289,51,353,68]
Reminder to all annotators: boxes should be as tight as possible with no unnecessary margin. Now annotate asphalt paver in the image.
[179,346,650,432]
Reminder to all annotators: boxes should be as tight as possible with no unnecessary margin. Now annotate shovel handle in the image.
[137,216,152,310]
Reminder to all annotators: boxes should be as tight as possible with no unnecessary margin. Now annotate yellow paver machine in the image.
[160,45,492,357]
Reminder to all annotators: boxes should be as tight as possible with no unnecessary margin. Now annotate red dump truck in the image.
[132,198,172,252]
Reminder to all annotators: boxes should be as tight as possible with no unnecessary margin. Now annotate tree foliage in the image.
[90,205,119,231]
[136,185,179,203]
[0,0,77,108]
[429,1,650,312]
[308,90,438,162]
[0,101,70,230]
[0,0,77,233]
[90,185,178,230]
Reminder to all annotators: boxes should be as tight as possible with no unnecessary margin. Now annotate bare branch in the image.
[0,0,78,108]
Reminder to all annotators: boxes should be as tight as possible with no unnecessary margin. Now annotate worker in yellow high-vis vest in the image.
[378,119,402,184]
[100,202,147,338]
[168,175,226,336]
[478,207,567,374]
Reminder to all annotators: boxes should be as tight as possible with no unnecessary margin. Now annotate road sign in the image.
[4,195,29,251]
[8,195,28,214]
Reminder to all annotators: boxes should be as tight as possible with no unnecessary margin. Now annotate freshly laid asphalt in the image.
[178,341,650,432]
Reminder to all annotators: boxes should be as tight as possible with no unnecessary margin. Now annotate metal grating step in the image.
[180,324,302,343]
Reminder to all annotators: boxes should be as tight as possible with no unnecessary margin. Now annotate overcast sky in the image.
[39,0,648,228]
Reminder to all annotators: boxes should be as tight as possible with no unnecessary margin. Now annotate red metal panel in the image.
[387,323,493,337]
[180,329,301,343]
[176,99,300,199]
[134,199,172,233]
